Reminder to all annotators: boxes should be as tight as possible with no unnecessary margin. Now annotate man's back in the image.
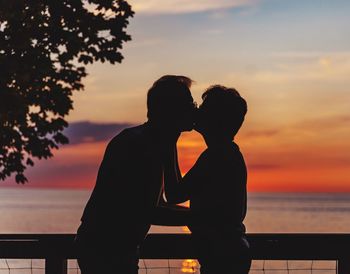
[78,123,163,244]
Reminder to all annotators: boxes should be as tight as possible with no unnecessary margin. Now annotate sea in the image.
[1,188,350,273]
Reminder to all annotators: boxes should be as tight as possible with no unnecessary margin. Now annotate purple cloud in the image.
[63,121,133,145]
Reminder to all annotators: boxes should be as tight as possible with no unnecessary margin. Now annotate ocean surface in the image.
[1,188,350,233]
[1,188,350,273]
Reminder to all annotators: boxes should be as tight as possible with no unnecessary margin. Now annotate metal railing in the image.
[1,233,350,274]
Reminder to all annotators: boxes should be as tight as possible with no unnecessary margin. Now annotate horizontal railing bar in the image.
[2,233,350,239]
[0,233,350,260]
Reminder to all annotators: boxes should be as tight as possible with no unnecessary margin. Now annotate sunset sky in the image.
[2,0,350,192]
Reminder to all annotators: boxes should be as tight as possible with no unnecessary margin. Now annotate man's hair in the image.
[147,75,193,121]
[201,85,247,133]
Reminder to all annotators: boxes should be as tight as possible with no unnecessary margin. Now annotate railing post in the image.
[337,258,350,274]
[45,257,67,274]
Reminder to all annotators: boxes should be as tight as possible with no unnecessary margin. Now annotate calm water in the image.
[1,188,350,233]
[0,188,350,273]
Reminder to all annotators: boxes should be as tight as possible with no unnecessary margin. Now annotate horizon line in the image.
[2,184,350,194]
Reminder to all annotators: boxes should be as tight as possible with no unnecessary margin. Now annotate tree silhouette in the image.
[0,0,134,183]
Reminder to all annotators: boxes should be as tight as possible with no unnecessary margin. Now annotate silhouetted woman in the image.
[163,85,251,274]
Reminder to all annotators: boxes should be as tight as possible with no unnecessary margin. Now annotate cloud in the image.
[265,51,350,83]
[129,0,258,14]
[294,115,350,132]
[228,51,350,88]
[64,121,133,145]
[247,163,280,170]
[242,129,280,138]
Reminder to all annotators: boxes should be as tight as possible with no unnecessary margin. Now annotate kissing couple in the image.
[75,75,251,274]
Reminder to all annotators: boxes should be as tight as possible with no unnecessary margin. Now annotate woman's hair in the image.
[201,85,247,134]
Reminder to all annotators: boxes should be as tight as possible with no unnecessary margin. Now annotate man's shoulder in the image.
[108,123,148,148]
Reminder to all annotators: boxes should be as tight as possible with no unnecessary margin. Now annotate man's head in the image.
[196,85,247,138]
[147,75,196,132]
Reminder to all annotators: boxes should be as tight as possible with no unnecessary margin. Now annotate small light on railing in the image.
[181,259,198,273]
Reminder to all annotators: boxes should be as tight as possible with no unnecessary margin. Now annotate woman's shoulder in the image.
[207,142,241,158]
[187,149,211,174]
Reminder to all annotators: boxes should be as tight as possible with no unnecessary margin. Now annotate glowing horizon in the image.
[2,123,349,192]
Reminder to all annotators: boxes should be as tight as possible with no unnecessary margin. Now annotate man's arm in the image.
[174,146,183,185]
[163,145,191,204]
[151,204,191,226]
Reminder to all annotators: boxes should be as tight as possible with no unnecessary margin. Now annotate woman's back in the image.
[188,141,247,236]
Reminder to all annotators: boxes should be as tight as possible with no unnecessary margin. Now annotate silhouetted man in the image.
[75,75,196,274]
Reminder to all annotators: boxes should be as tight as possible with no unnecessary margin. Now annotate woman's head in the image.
[196,85,247,139]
